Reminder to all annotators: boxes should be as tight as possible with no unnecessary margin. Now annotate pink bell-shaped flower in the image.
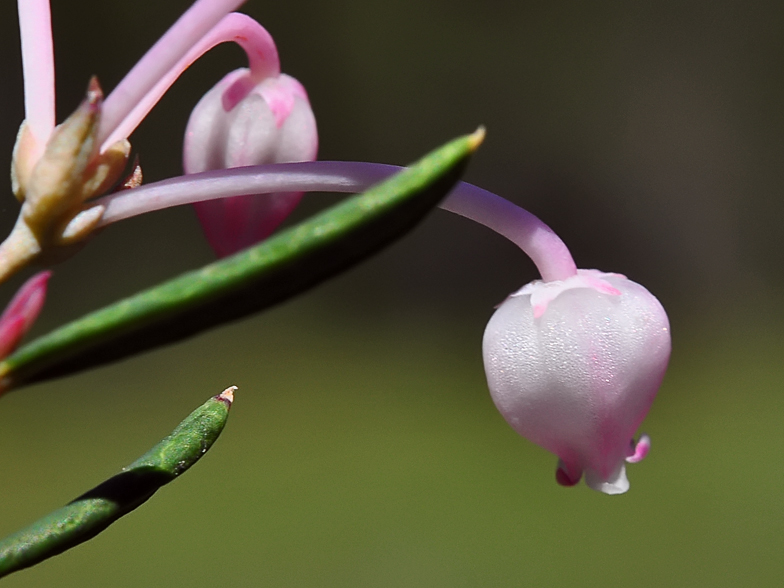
[74,134,671,495]
[482,269,670,494]
[183,67,318,257]
[92,167,671,495]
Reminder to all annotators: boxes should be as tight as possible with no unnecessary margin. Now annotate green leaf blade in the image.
[0,131,481,391]
[0,389,233,578]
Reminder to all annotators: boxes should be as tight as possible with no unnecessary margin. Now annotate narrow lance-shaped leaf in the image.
[0,387,235,578]
[0,130,482,391]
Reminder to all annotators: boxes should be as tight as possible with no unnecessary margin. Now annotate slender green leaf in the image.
[0,388,234,578]
[0,131,481,391]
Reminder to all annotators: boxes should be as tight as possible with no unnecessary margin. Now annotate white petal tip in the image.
[585,465,630,495]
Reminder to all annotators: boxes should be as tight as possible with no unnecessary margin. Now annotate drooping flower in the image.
[442,188,670,494]
[86,160,671,494]
[483,270,669,494]
[183,41,317,256]
[2,0,314,282]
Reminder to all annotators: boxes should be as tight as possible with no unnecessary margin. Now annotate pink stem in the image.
[100,13,279,151]
[92,162,577,281]
[99,0,248,150]
[440,182,577,281]
[17,0,56,152]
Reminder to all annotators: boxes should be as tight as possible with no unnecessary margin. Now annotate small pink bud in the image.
[482,270,670,494]
[183,68,318,257]
[0,271,51,359]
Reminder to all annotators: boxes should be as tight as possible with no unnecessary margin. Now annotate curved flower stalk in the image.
[92,161,576,282]
[0,132,482,393]
[2,0,306,283]
[89,160,670,494]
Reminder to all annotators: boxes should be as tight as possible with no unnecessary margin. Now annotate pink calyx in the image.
[511,269,624,319]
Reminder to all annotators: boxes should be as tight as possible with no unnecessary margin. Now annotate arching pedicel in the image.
[89,159,672,494]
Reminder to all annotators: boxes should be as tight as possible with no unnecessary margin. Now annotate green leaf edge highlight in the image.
[0,130,482,391]
[0,388,234,578]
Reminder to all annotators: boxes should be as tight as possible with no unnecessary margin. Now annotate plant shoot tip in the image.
[218,385,237,404]
[468,126,486,150]
[87,76,104,104]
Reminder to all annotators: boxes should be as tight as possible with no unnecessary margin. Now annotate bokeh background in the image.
[1,0,783,585]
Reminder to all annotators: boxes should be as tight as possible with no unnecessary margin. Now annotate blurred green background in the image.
[1,0,783,585]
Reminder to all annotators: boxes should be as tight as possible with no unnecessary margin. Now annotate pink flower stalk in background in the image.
[3,0,314,281]
[0,272,50,361]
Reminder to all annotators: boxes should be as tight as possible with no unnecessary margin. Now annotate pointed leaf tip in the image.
[86,76,104,105]
[217,385,236,405]
[468,126,486,151]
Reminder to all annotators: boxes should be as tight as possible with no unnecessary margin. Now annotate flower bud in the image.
[183,68,318,257]
[1,80,130,284]
[0,271,51,360]
[482,269,670,494]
